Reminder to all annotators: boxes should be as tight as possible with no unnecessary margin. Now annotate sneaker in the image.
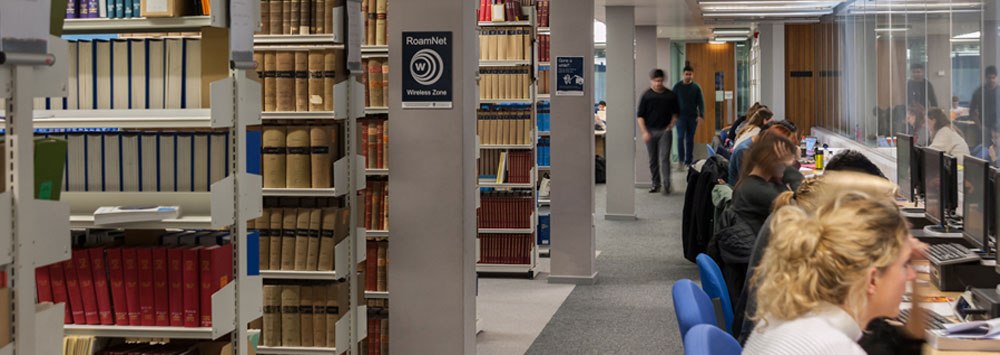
[649,186,661,193]
[664,186,673,194]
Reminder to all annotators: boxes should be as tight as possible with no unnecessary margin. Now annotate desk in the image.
[916,260,993,355]
[595,130,606,158]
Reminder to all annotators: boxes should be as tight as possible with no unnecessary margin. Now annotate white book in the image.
[33,98,46,110]
[148,39,165,109]
[48,97,64,110]
[158,133,175,192]
[209,132,226,185]
[93,205,181,225]
[112,39,130,110]
[77,41,94,109]
[103,133,121,192]
[164,38,184,109]
[121,133,140,191]
[85,134,103,191]
[129,39,147,110]
[183,38,201,109]
[68,41,78,109]
[175,133,193,192]
[193,133,209,192]
[67,133,86,191]
[98,0,107,18]
[140,133,158,192]
[95,40,112,110]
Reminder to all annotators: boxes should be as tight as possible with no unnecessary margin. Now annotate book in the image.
[36,265,53,304]
[299,285,314,346]
[317,207,337,271]
[312,285,327,345]
[105,248,128,325]
[88,248,114,325]
[280,208,298,270]
[262,125,287,188]
[182,246,201,327]
[308,50,325,111]
[285,125,311,188]
[111,39,129,109]
[310,125,332,188]
[152,248,170,326]
[375,0,386,46]
[93,206,180,225]
[306,208,322,271]
[257,210,271,271]
[199,243,232,327]
[276,51,295,111]
[63,258,86,324]
[122,248,141,325]
[183,38,202,109]
[269,0,283,35]
[376,240,387,291]
[281,285,301,346]
[73,249,100,325]
[137,248,155,326]
[34,138,67,200]
[49,262,71,323]
[164,38,184,109]
[366,240,376,290]
[262,285,281,346]
[290,0,300,36]
[323,50,337,111]
[293,206,311,271]
[294,51,309,111]
[268,208,284,270]
[148,39,166,109]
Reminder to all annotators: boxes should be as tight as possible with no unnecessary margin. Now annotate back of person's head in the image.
[737,108,775,138]
[988,65,998,77]
[927,107,952,133]
[771,171,898,213]
[650,69,665,80]
[753,191,909,325]
[824,150,886,178]
[908,103,926,128]
[737,129,796,187]
[760,120,798,141]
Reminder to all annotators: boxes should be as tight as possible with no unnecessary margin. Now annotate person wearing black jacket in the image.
[637,69,680,193]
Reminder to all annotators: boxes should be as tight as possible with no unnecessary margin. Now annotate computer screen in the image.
[943,154,959,214]
[963,156,989,250]
[897,134,913,200]
[924,147,944,225]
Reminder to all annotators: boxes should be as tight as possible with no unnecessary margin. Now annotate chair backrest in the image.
[683,324,742,355]
[706,144,716,157]
[672,279,717,339]
[696,253,734,332]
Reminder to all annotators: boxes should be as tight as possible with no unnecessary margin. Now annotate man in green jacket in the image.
[672,65,706,166]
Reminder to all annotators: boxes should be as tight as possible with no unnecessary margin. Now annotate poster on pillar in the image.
[401,31,453,109]
[555,56,585,96]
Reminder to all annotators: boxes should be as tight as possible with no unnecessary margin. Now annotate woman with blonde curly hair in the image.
[742,191,916,354]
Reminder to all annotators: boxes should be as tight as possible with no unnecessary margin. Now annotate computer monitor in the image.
[924,147,945,225]
[943,153,959,216]
[897,133,914,201]
[962,156,990,250]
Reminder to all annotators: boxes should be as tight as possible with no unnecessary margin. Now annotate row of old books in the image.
[477,0,527,22]
[478,234,533,264]
[478,192,533,228]
[536,0,549,27]
[362,240,387,292]
[538,66,550,95]
[362,308,388,355]
[57,131,229,193]
[478,105,533,145]
[36,38,214,111]
[480,67,532,100]
[361,58,389,108]
[537,137,550,167]
[260,124,341,189]
[504,151,533,184]
[64,0,139,18]
[258,0,342,35]
[249,206,349,271]
[478,27,533,61]
[255,49,344,112]
[537,34,549,62]
[361,117,388,170]
[36,242,233,327]
[478,150,504,179]
[536,101,550,131]
[363,180,387,231]
[91,341,242,355]
[260,283,346,348]
[361,0,388,46]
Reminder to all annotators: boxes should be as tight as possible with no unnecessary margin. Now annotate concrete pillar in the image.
[549,0,597,284]
[658,38,672,83]
[387,0,476,352]
[758,23,786,121]
[605,6,637,220]
[634,26,656,188]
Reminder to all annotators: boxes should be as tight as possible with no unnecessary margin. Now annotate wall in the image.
[683,42,735,143]
[758,23,786,121]
[785,23,817,135]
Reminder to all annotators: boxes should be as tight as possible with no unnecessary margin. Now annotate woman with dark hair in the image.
[906,104,928,146]
[927,107,970,163]
[733,108,775,147]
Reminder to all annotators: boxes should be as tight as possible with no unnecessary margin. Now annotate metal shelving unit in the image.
[478,20,531,26]
[479,98,533,104]
[254,34,343,45]
[364,291,389,299]
[366,230,390,238]
[364,107,389,114]
[479,60,532,67]
[261,188,338,197]
[63,16,219,34]
[63,325,216,339]
[260,270,340,281]
[365,168,389,176]
[262,111,340,121]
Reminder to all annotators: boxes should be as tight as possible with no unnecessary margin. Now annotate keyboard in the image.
[927,243,980,266]
[896,308,951,330]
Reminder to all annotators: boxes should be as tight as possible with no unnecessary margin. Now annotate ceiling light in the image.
[715,36,747,42]
[874,26,908,32]
[950,38,979,43]
[703,10,833,17]
[699,1,840,5]
[953,31,981,39]
[709,40,726,44]
[713,28,750,35]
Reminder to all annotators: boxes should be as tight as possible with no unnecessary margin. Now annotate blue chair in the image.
[684,324,743,355]
[672,279,717,339]
[696,253,734,332]
[706,144,716,158]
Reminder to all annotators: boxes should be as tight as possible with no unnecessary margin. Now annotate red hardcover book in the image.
[167,248,185,326]
[368,317,377,355]
[122,248,141,325]
[137,248,155,326]
[365,187,373,229]
[62,259,86,324]
[376,120,384,169]
[182,246,201,327]
[35,265,53,303]
[361,120,368,166]
[199,244,233,327]
[366,241,376,291]
[48,262,70,323]
[73,249,100,324]
[152,248,170,326]
[88,247,114,324]
[105,248,129,325]
[374,317,382,355]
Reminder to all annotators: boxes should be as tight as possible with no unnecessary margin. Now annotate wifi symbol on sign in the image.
[410,48,444,86]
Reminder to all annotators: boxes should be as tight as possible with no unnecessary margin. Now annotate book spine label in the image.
[88,248,115,325]
[49,263,71,323]
[182,247,200,327]
[137,248,155,326]
[63,259,86,324]
[35,266,53,303]
[152,248,170,326]
[106,248,129,325]
[74,249,100,324]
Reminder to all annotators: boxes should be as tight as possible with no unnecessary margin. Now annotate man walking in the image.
[637,69,680,193]
[672,64,705,167]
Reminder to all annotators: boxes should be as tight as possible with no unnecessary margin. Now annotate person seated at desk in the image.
[728,120,797,187]
[594,100,607,130]
[725,102,762,145]
[743,191,917,355]
[951,96,969,120]
[822,150,887,179]
[733,108,774,147]
[927,107,971,163]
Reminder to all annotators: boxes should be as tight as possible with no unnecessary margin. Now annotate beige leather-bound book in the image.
[262,285,281,346]
[254,52,265,107]
[268,208,284,270]
[259,0,270,34]
[295,51,309,111]
[257,210,270,270]
[312,285,327,346]
[298,0,310,34]
[280,207,298,270]
[317,207,338,270]
[375,0,386,46]
[286,125,312,188]
[479,30,487,61]
[523,28,531,61]
[293,205,311,271]
[280,285,301,346]
[308,50,325,112]
[313,0,323,34]
[366,0,376,45]
[298,285,314,346]
[361,0,369,44]
[290,0,300,35]
[310,125,332,188]
[497,28,508,61]
[325,283,339,348]
[263,51,277,111]
[270,0,283,34]
[323,50,336,111]
[306,208,322,270]
[508,27,518,60]
[276,51,295,111]
[487,29,497,60]
[262,125,287,188]
[282,0,292,34]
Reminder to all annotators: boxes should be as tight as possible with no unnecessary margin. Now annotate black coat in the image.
[682,156,729,263]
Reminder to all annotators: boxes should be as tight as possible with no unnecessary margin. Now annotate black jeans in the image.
[646,129,672,189]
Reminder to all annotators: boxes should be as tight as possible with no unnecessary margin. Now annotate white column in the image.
[549,0,597,284]
[605,6,637,220]
[658,38,672,83]
[758,23,786,121]
[387,0,477,352]
[634,25,656,188]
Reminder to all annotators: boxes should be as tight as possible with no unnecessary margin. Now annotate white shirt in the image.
[734,127,760,147]
[743,303,866,355]
[929,126,971,164]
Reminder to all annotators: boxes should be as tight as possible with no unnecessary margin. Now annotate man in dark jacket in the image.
[637,69,680,193]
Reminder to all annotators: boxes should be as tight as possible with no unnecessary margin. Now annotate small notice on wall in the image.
[555,56,585,96]
[401,31,453,109]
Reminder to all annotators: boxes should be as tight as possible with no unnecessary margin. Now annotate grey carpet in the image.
[526,168,699,354]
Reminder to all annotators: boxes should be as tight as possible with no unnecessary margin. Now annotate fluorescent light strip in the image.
[712,28,751,35]
[953,31,981,39]
[874,27,908,32]
[715,36,748,41]
[850,2,981,10]
[702,5,835,12]
[699,1,840,5]
[709,40,726,44]
[703,10,833,17]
